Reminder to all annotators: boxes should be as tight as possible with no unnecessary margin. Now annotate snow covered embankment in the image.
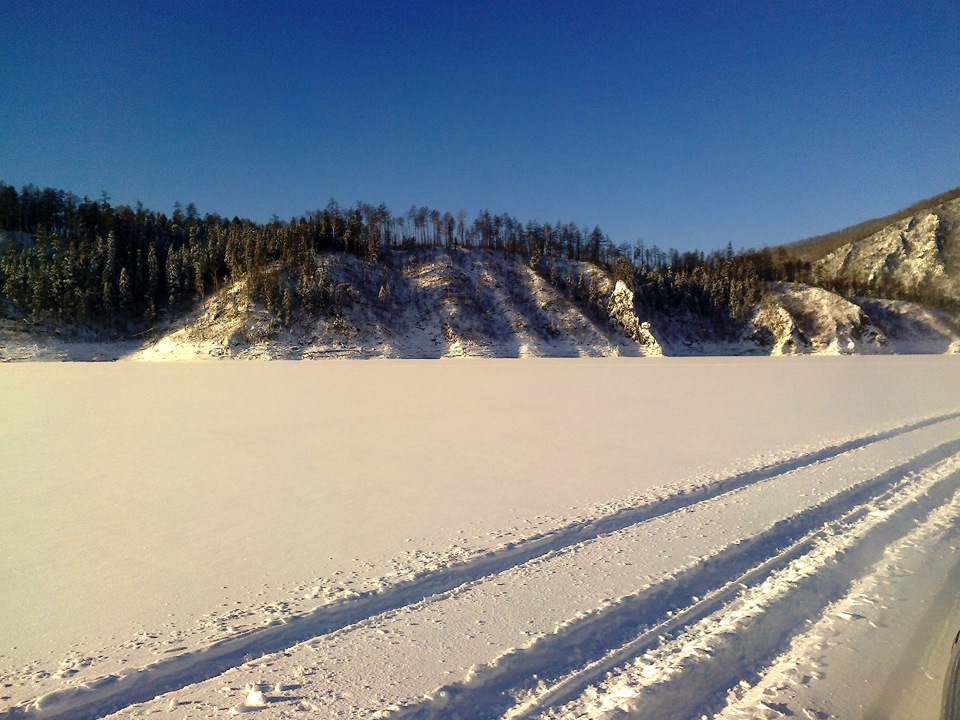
[127,253,663,360]
[5,409,960,720]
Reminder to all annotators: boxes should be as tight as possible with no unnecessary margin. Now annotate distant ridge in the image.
[2,181,959,359]
[783,186,960,262]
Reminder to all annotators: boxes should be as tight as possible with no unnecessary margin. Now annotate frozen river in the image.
[2,356,959,719]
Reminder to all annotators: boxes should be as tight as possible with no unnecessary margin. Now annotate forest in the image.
[0,181,945,339]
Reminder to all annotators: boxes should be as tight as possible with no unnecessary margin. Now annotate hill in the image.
[782,186,960,263]
[3,247,958,360]
[810,195,960,307]
[136,249,960,359]
[133,250,662,360]
[1,181,959,359]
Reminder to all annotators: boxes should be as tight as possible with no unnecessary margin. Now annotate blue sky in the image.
[1,1,957,252]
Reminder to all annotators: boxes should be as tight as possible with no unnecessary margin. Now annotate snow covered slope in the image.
[130,251,661,360]
[814,196,960,302]
[0,319,139,361]
[752,283,887,355]
[751,283,960,356]
[1,245,958,360]
[2,358,960,720]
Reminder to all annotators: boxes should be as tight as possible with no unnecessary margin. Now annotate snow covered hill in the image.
[5,187,960,362]
[750,282,960,355]
[130,251,663,361]
[813,196,960,303]
[2,247,957,361]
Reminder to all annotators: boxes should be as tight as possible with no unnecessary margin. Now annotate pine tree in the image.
[281,286,293,326]
[99,231,119,315]
[147,243,160,307]
[167,247,182,306]
[102,279,115,315]
[118,267,133,310]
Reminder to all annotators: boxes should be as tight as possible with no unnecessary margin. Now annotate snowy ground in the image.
[2,357,960,720]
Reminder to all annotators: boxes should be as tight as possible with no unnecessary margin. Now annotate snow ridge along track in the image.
[391,439,960,720]
[4,410,960,720]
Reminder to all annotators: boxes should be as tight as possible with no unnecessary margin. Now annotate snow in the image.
[857,297,960,354]
[758,283,887,355]
[2,357,960,720]
[2,249,958,361]
[607,281,661,354]
[814,197,960,302]
[126,253,658,361]
[715,495,960,720]
[0,319,139,362]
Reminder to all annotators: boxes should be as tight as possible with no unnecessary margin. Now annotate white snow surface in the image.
[2,357,960,720]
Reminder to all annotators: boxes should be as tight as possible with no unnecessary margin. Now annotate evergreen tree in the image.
[147,243,160,306]
[118,267,133,310]
[166,247,182,306]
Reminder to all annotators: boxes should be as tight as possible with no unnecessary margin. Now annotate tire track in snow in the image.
[3,411,960,720]
[389,441,960,720]
[537,459,960,720]
[712,501,960,720]
[572,460,960,720]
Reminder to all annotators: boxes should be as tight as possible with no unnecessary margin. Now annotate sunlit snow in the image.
[1,357,959,720]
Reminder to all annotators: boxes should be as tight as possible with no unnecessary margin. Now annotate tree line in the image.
[741,244,960,314]
[0,181,780,337]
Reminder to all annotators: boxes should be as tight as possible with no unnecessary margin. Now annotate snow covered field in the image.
[2,357,960,720]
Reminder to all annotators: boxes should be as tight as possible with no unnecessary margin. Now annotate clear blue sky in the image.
[1,0,957,252]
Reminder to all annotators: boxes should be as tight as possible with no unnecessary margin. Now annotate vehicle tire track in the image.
[531,460,960,720]
[390,441,960,720]
[4,411,959,720]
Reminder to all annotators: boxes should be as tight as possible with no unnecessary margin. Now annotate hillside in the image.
[783,186,960,263]
[132,252,958,360]
[133,250,662,360]
[3,248,958,360]
[2,182,960,360]
[811,196,960,306]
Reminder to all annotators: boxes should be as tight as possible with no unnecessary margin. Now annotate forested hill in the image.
[0,181,958,359]
[0,181,761,332]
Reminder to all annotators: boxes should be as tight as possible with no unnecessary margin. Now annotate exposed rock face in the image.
[752,299,808,355]
[814,198,960,301]
[755,283,888,355]
[608,281,663,355]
